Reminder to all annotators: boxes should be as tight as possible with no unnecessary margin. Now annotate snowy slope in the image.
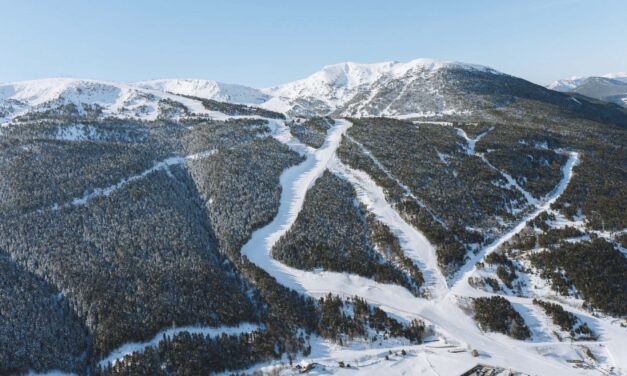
[0,78,167,122]
[134,78,269,104]
[239,119,625,376]
[260,58,501,116]
[547,72,627,91]
[0,78,268,124]
[547,72,627,107]
[603,72,627,83]
[547,78,584,92]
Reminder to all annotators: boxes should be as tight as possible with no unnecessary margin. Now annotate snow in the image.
[1,58,501,124]
[261,58,499,115]
[602,72,627,83]
[44,149,218,211]
[455,126,493,155]
[331,160,448,299]
[134,79,269,104]
[241,118,620,375]
[54,124,99,141]
[454,125,539,209]
[234,336,476,376]
[548,72,627,91]
[4,68,626,374]
[547,78,585,92]
[345,135,448,228]
[447,151,579,290]
[98,322,260,368]
[0,78,267,124]
[435,149,449,164]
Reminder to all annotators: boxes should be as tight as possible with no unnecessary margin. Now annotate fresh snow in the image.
[447,151,580,291]
[331,160,448,299]
[54,124,100,141]
[345,135,448,228]
[547,72,627,91]
[455,126,493,155]
[1,58,503,125]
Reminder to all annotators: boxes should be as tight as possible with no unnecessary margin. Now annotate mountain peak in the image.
[306,58,497,89]
[259,58,503,116]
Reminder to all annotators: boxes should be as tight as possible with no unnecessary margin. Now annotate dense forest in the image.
[529,238,627,316]
[472,296,530,340]
[272,171,421,294]
[0,76,625,375]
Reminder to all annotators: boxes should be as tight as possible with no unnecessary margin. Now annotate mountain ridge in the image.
[547,72,627,107]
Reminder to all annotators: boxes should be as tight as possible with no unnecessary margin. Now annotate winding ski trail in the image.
[240,119,613,375]
[331,159,448,299]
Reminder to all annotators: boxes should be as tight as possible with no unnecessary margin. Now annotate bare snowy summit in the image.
[260,58,502,116]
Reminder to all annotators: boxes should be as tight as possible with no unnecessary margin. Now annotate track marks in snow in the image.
[455,126,493,155]
[454,125,540,207]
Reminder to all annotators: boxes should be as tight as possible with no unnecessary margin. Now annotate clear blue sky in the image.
[1,0,626,87]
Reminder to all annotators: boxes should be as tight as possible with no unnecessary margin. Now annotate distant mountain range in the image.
[547,72,627,107]
[3,59,626,125]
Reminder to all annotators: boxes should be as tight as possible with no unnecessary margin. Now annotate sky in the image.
[1,0,626,87]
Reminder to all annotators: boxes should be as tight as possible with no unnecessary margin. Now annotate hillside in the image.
[0,59,625,376]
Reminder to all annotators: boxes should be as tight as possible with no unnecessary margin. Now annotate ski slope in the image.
[242,119,624,375]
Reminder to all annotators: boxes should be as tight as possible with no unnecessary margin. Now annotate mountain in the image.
[134,78,270,104]
[260,58,503,117]
[0,78,190,123]
[259,59,627,128]
[1,59,626,376]
[3,61,625,126]
[548,72,627,107]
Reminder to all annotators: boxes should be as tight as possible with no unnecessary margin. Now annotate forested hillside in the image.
[0,61,625,375]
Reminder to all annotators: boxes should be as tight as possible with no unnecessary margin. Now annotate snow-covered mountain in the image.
[260,58,505,117]
[4,60,625,125]
[0,78,185,123]
[134,79,269,104]
[547,72,627,107]
[1,58,627,376]
[0,78,272,124]
[548,72,627,91]
[257,57,621,120]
